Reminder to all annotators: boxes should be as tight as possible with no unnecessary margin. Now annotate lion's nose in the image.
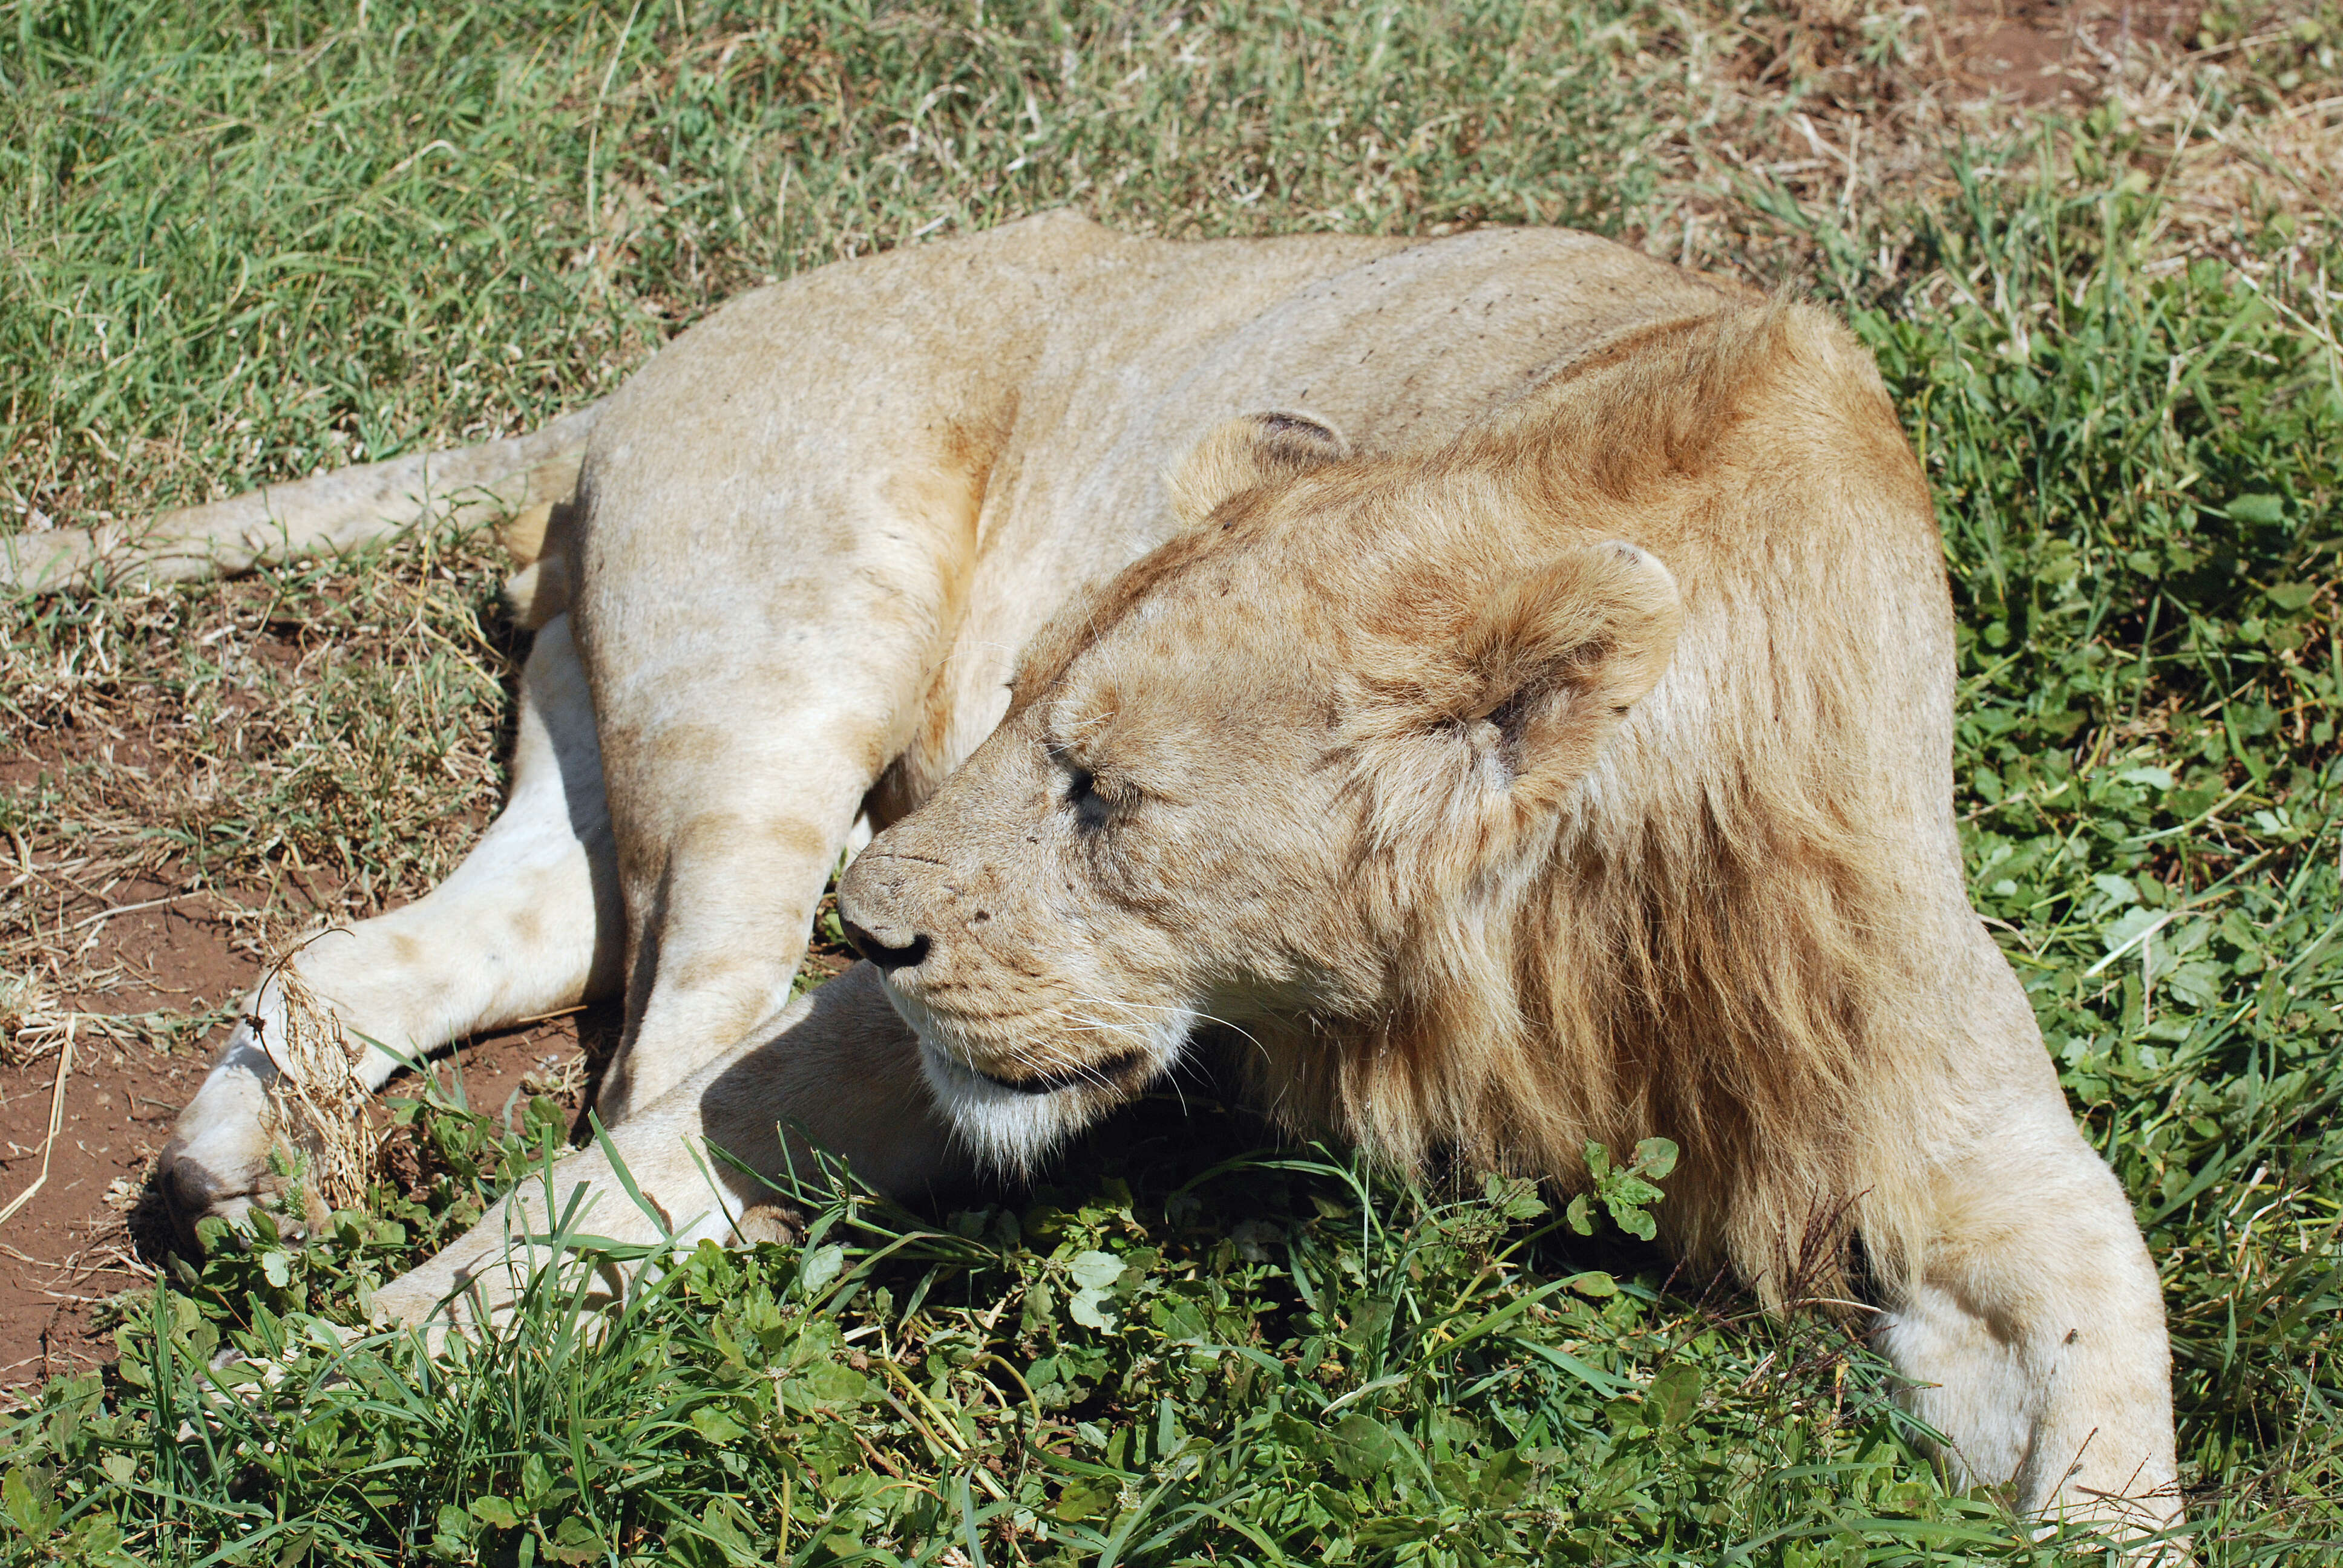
[842,921,930,972]
[838,847,940,970]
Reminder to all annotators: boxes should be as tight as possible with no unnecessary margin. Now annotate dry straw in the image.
[261,961,379,1221]
[0,1016,74,1233]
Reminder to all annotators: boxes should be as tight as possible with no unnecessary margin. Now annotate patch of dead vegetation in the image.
[260,964,376,1225]
[1,526,518,981]
[1633,1,2340,283]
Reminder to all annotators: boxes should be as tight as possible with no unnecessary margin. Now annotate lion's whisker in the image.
[1067,990,1276,1073]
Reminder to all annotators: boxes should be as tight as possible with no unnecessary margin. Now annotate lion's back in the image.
[565,217,1809,840]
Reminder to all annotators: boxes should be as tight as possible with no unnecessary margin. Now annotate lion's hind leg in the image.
[159,614,623,1242]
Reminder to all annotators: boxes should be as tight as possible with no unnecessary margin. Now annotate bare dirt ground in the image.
[5,0,2330,1393]
[1954,1,2203,105]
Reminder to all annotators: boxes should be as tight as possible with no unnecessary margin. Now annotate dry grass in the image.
[1,525,518,1044]
[261,962,380,1223]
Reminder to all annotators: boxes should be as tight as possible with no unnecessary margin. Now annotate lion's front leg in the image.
[370,962,966,1335]
[160,615,624,1243]
[1873,1099,2183,1555]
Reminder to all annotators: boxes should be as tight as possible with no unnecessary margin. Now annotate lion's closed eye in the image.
[1064,756,1163,834]
[1064,765,1113,830]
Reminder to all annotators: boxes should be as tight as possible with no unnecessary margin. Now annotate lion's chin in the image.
[876,978,1196,1173]
[915,1039,1111,1174]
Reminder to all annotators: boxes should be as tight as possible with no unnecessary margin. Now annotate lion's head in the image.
[839,396,1688,1171]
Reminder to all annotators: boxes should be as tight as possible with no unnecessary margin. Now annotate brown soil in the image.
[1745,0,2208,113]
[1951,2,2204,106]
[0,684,853,1393]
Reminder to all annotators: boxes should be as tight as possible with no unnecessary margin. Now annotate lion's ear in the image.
[1167,412,1349,527]
[1449,541,1682,810]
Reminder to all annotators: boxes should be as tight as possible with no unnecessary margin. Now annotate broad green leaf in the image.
[798,1362,870,1407]
[469,1496,520,1530]
[2102,906,2168,953]
[689,1406,749,1444]
[797,1243,845,1296]
[1326,1413,1399,1480]
[548,1514,605,1566]
[1055,1477,1116,1522]
[1648,1362,1702,1427]
[1069,1249,1124,1290]
[1342,1295,1394,1351]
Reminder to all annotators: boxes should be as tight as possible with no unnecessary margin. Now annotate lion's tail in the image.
[2,402,602,598]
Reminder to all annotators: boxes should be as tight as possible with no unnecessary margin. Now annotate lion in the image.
[152,212,2178,1541]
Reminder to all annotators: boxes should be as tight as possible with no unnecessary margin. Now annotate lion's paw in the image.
[156,1018,326,1249]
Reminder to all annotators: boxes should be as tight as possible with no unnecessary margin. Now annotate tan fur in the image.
[157,216,2178,1550]
[500,499,577,630]
[1330,307,1953,1302]
[1165,411,1351,526]
[496,501,555,565]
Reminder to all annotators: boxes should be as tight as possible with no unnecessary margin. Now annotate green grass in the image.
[4,1,2343,1564]
[0,0,1682,530]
